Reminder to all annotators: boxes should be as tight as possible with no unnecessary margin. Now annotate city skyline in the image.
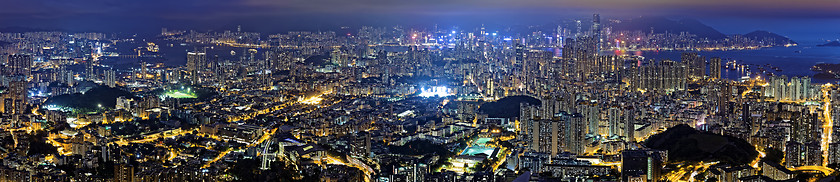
[1,1,840,182]
[1,1,840,42]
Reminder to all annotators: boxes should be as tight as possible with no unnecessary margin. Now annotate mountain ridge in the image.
[611,17,796,45]
[612,17,728,40]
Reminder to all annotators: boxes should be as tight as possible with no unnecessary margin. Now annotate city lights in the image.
[1,2,838,181]
[418,86,451,97]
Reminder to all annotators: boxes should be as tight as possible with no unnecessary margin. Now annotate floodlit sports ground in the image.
[474,137,492,145]
[460,146,496,156]
[444,137,500,173]
[461,138,496,156]
[162,90,197,99]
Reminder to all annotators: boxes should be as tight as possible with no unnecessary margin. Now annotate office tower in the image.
[6,54,32,78]
[104,69,116,88]
[592,14,602,54]
[575,20,582,38]
[710,57,722,80]
[187,51,207,84]
[621,149,667,181]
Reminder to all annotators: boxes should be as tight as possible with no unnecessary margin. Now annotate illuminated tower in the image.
[710,57,722,80]
[623,105,636,142]
[2,80,26,115]
[592,14,602,54]
[140,61,148,80]
[104,69,116,88]
[681,52,705,79]
[187,51,207,84]
[87,54,96,81]
[6,54,32,78]
[564,112,585,154]
[514,43,526,66]
[607,105,621,137]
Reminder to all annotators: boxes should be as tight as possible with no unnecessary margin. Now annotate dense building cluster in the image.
[0,14,835,182]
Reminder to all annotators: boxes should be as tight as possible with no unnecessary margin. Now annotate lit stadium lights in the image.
[419,86,451,97]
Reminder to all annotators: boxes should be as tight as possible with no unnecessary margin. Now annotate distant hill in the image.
[644,124,758,165]
[45,86,137,111]
[612,17,728,40]
[818,41,840,47]
[742,30,797,45]
[303,55,331,66]
[0,26,63,33]
[479,95,541,118]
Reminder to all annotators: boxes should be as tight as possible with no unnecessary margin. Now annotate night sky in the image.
[1,0,839,41]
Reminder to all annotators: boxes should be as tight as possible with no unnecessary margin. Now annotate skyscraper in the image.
[564,112,585,154]
[681,52,706,79]
[2,80,26,115]
[621,149,667,181]
[187,51,207,84]
[104,69,116,88]
[710,57,722,80]
[592,14,602,54]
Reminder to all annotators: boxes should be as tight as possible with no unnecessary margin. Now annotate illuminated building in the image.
[114,163,134,182]
[418,86,451,97]
[577,100,599,135]
[760,160,795,180]
[5,54,32,78]
[104,69,116,88]
[607,105,622,138]
[621,149,666,182]
[623,105,636,142]
[630,60,688,93]
[828,142,840,166]
[592,13,602,54]
[710,57,722,80]
[784,141,822,168]
[564,112,585,155]
[187,51,207,84]
[1,80,26,115]
[682,52,706,79]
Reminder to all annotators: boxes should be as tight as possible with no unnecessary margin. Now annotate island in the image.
[812,63,840,79]
[817,41,840,47]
